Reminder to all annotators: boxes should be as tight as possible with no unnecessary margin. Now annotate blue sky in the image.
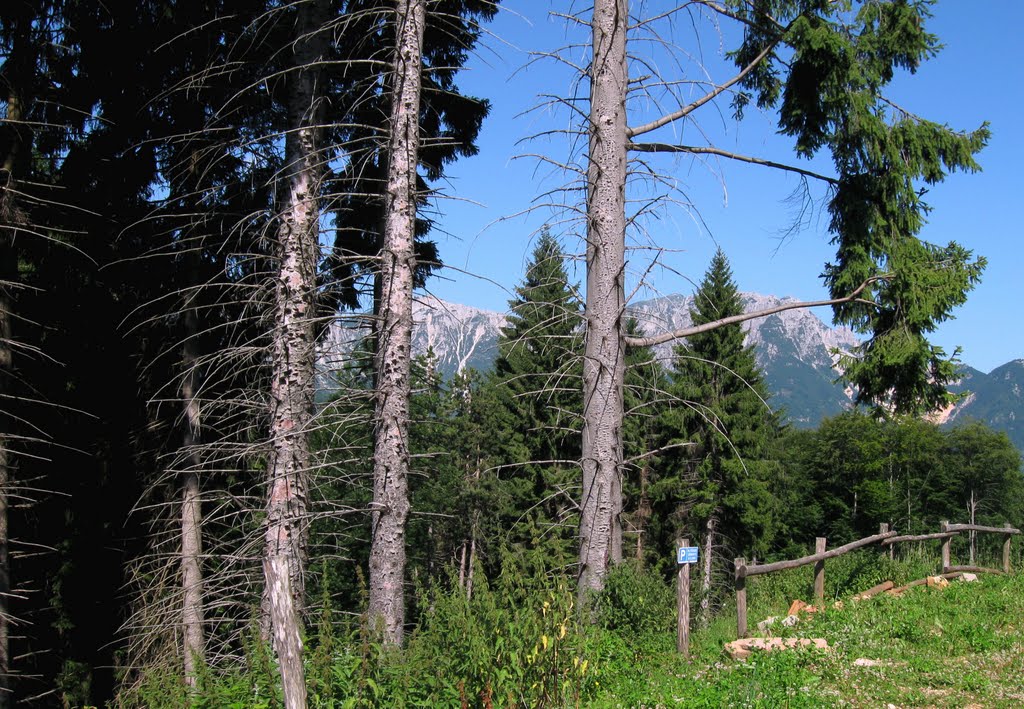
[422,1,1022,374]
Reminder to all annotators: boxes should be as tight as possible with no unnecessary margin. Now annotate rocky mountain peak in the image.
[316,293,1022,449]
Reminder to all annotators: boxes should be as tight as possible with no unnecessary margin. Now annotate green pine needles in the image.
[732,0,989,414]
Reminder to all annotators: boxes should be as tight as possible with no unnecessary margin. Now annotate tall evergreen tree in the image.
[492,229,583,570]
[621,319,668,567]
[659,249,782,623]
[440,368,513,592]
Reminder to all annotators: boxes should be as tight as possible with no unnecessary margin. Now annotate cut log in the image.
[887,572,963,596]
[852,580,894,600]
[787,599,808,616]
[946,565,1004,576]
[725,637,830,661]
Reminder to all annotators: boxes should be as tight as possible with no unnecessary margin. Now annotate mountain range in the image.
[318,294,1024,450]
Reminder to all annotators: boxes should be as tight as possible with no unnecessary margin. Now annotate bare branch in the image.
[628,142,839,184]
[626,36,779,138]
[624,276,883,348]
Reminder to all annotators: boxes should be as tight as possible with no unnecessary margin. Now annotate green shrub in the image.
[594,561,675,637]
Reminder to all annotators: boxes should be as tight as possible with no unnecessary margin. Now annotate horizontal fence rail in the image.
[946,523,1021,535]
[743,531,898,577]
[879,531,957,545]
[734,520,1019,639]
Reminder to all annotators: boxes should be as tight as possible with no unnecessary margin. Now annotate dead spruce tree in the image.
[264,0,330,703]
[574,0,988,598]
[367,0,427,646]
[358,0,497,645]
[579,0,630,599]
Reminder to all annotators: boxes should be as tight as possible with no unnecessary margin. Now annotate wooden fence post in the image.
[1004,523,1013,574]
[940,520,950,572]
[735,557,747,639]
[880,523,893,560]
[814,537,826,606]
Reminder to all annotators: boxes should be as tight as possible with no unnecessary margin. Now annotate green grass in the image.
[591,572,1024,708]
[128,561,1024,707]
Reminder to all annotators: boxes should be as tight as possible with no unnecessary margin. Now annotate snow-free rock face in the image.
[317,292,860,423]
[317,295,506,393]
[410,296,507,375]
[940,360,1024,449]
[316,294,1023,449]
[628,293,861,425]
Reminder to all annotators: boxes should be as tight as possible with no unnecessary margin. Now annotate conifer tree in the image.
[492,229,583,569]
[442,368,513,592]
[659,249,782,623]
[621,319,668,566]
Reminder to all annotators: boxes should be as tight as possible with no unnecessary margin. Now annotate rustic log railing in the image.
[733,520,1021,638]
[941,521,1020,575]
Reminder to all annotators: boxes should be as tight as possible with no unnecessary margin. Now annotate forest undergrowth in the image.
[121,547,1024,708]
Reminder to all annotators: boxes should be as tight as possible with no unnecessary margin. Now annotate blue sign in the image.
[677,546,699,564]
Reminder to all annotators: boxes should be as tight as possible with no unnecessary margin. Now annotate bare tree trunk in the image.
[181,471,203,681]
[968,488,977,565]
[461,455,481,600]
[367,0,425,645]
[0,54,28,707]
[457,540,467,591]
[0,282,10,709]
[633,464,651,563]
[263,1,327,704]
[180,308,205,687]
[466,530,476,602]
[579,0,628,602]
[699,517,716,628]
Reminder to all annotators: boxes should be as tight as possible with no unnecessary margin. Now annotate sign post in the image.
[676,539,698,656]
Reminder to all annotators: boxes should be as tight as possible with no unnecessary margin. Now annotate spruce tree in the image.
[621,319,668,567]
[659,249,782,620]
[492,229,583,570]
[430,367,512,593]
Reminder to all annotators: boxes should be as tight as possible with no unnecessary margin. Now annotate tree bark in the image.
[579,0,628,602]
[263,0,327,704]
[968,488,976,565]
[180,308,205,687]
[367,0,425,645]
[457,539,467,591]
[181,471,203,682]
[699,516,716,628]
[466,529,476,602]
[0,24,29,700]
[0,257,11,709]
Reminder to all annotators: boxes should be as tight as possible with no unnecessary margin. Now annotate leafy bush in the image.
[594,561,675,638]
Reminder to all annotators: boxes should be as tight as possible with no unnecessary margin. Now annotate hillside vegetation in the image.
[126,551,1024,707]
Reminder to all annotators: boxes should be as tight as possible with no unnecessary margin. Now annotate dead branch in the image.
[624,276,883,349]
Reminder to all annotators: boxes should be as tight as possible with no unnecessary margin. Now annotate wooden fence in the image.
[733,520,1021,638]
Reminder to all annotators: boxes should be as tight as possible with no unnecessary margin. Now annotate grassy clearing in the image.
[130,556,1024,707]
[592,572,1024,707]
